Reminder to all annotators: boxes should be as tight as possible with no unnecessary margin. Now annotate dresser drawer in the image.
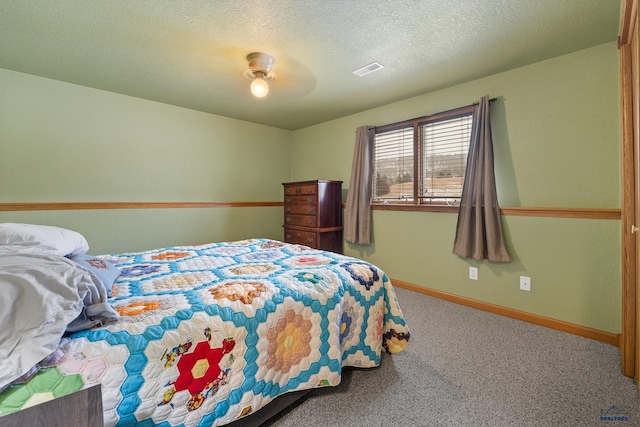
[285,214,316,227]
[284,228,316,246]
[284,195,316,206]
[284,184,317,196]
[285,204,317,215]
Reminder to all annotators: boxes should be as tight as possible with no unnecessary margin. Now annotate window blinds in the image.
[372,114,472,202]
[372,126,414,201]
[421,115,472,200]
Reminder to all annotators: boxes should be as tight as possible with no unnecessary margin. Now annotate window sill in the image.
[371,203,459,213]
[369,204,621,219]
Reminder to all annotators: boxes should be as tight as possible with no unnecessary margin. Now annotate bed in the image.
[0,223,410,426]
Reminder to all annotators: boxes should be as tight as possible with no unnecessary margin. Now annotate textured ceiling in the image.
[0,1,621,130]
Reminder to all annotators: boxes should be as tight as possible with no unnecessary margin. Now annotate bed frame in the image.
[227,390,310,427]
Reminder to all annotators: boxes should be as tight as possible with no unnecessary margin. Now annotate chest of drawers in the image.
[282,180,343,253]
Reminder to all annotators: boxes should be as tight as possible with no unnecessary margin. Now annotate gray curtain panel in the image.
[344,126,375,245]
[453,96,510,262]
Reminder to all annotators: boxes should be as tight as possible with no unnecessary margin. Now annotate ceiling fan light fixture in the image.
[244,52,275,98]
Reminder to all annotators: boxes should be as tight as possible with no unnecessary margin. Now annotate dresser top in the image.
[282,180,343,185]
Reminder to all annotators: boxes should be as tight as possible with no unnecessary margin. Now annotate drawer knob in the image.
[307,238,313,243]
[285,233,291,239]
[308,208,313,214]
[296,188,301,194]
[307,198,313,203]
[286,207,291,213]
[285,197,291,203]
[306,218,313,224]
[285,217,291,223]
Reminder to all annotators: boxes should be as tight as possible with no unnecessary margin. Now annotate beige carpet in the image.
[267,287,639,427]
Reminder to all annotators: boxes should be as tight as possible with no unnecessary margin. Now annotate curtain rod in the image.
[368,97,498,130]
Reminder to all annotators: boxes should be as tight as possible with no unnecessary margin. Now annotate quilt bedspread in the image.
[0,239,410,426]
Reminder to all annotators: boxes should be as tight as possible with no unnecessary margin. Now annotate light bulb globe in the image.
[251,77,269,98]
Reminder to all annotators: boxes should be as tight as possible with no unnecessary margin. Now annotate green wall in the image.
[0,41,623,334]
[0,68,291,253]
[291,42,622,333]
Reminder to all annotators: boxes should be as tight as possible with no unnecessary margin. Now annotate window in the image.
[372,105,473,205]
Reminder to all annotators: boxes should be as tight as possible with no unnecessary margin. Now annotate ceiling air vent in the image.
[353,61,384,77]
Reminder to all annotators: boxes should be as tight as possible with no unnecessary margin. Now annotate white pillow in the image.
[0,223,89,256]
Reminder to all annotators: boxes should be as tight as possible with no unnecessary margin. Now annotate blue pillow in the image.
[69,253,120,297]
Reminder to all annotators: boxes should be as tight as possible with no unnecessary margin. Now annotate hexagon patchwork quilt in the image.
[0,239,410,426]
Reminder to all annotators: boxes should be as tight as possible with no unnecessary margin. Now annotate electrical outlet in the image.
[520,276,531,291]
[469,267,478,280]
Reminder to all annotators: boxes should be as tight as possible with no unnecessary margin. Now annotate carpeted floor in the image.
[265,287,639,427]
